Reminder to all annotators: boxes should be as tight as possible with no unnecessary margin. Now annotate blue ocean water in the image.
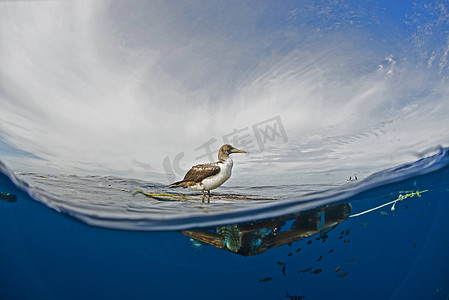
[1,148,448,299]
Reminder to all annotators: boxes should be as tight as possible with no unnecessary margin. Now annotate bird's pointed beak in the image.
[231,148,246,154]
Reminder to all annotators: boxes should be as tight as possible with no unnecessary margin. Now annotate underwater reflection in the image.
[182,203,351,256]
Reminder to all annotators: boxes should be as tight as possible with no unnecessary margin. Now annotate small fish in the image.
[345,257,358,263]
[288,242,292,247]
[345,229,351,236]
[296,248,301,253]
[337,272,349,278]
[311,269,322,274]
[379,211,388,216]
[282,266,287,277]
[189,238,205,249]
[298,268,313,274]
[288,252,293,257]
[277,261,287,266]
[259,277,272,283]
[334,266,341,272]
[0,192,17,203]
[321,234,329,239]
[339,236,343,239]
[340,231,345,235]
[286,293,306,300]
[344,239,350,243]
[405,204,408,209]
[307,240,312,245]
[413,242,417,248]
[360,223,368,227]
[316,255,323,262]
[328,249,334,254]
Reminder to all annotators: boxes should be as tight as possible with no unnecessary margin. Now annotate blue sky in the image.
[1,0,448,184]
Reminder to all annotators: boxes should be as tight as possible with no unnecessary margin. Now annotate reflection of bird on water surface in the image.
[169,144,246,199]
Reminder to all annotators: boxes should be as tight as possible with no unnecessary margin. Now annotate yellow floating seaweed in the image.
[132,190,187,198]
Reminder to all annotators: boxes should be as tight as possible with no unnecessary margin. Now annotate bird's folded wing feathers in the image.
[183,163,221,182]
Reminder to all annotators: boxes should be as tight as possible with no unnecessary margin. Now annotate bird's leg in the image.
[201,190,205,203]
[207,190,211,203]
[207,190,211,197]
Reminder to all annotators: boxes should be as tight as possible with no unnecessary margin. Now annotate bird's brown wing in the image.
[183,163,220,183]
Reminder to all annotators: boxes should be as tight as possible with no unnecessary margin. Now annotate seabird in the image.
[169,144,246,199]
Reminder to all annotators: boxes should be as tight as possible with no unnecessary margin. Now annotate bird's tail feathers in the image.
[168,181,188,188]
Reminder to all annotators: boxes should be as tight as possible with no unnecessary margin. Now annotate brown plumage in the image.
[169,163,221,188]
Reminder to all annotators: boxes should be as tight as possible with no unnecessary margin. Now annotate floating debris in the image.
[288,252,293,257]
[328,249,334,254]
[340,231,345,235]
[316,255,323,262]
[277,261,287,266]
[217,225,242,252]
[259,277,272,283]
[282,266,287,277]
[286,292,306,300]
[337,272,349,278]
[349,190,429,218]
[311,269,322,274]
[298,268,313,274]
[345,229,351,236]
[391,202,396,211]
[307,240,312,245]
[334,266,341,272]
[338,236,343,240]
[132,190,187,198]
[296,248,301,253]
